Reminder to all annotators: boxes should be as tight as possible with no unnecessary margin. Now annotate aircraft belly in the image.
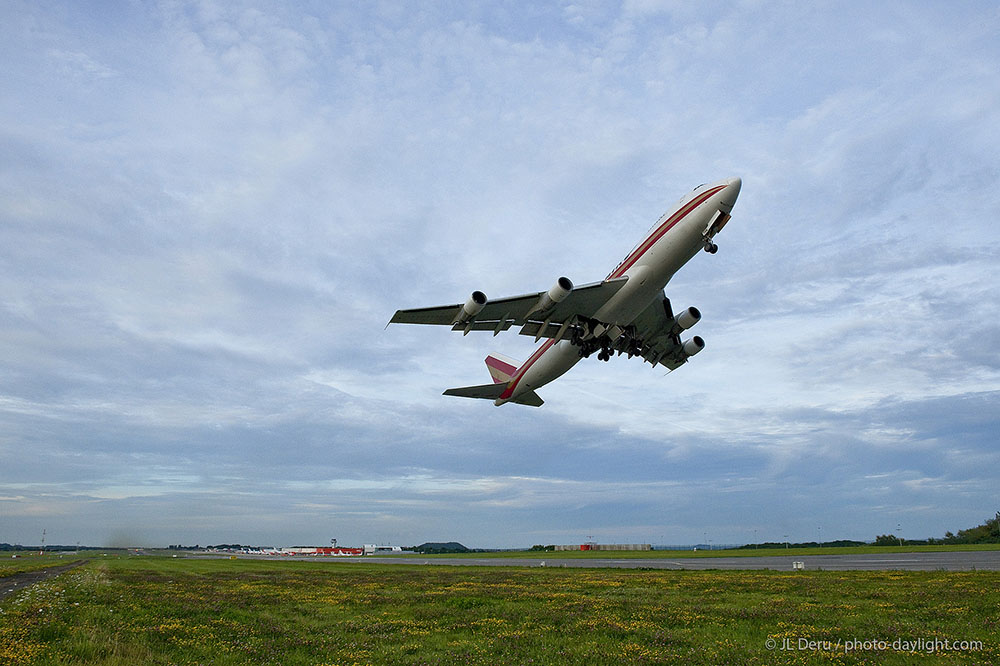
[594,279,661,327]
[515,340,580,395]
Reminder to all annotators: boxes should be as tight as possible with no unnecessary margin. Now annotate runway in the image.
[353,550,1000,571]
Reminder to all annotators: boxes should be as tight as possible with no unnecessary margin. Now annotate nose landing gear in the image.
[703,241,718,254]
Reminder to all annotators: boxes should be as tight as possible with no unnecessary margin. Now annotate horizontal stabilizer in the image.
[511,390,544,407]
[443,382,507,401]
[443,382,544,407]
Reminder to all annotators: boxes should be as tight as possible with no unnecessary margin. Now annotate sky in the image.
[1,1,998,549]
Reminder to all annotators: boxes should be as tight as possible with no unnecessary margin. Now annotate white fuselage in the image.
[496,177,741,405]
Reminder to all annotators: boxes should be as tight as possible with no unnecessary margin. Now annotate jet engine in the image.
[682,336,705,358]
[455,291,487,324]
[535,276,573,312]
[674,306,702,330]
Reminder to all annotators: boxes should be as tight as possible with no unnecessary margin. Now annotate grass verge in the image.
[0,557,996,664]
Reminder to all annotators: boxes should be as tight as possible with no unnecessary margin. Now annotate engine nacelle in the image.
[674,306,702,331]
[535,276,574,312]
[682,336,705,358]
[456,291,487,323]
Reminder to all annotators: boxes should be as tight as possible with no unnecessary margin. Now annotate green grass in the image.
[1,556,997,664]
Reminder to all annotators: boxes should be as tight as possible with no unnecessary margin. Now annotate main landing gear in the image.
[574,336,613,361]
[575,338,605,360]
[574,325,643,362]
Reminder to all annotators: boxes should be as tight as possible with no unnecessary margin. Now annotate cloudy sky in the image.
[2,1,998,549]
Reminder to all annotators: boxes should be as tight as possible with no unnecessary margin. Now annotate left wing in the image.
[390,277,628,340]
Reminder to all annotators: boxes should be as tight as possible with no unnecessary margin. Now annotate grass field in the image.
[1,556,997,665]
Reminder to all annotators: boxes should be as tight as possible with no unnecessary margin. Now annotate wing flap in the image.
[454,320,515,334]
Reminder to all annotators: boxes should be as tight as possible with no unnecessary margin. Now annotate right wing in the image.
[621,294,703,370]
[390,277,629,340]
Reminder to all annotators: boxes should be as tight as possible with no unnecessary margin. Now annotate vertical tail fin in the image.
[485,353,520,384]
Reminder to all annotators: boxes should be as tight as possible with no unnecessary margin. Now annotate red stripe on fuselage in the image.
[606,185,725,280]
[499,338,556,400]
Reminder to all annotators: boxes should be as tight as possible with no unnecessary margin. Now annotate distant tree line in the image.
[919,511,1000,545]
[875,512,1000,546]
[736,539,866,550]
[738,512,1000,549]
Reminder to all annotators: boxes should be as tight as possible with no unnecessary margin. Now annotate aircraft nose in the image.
[720,177,741,211]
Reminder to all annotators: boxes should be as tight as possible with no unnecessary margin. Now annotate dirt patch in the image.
[0,560,88,602]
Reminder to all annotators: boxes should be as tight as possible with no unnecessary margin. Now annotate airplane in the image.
[389,177,742,406]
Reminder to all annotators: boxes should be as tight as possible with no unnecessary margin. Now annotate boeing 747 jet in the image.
[390,177,742,406]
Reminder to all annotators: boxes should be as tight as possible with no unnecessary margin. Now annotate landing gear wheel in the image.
[704,242,718,254]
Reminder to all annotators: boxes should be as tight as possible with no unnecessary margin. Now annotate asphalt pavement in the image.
[0,560,89,601]
[352,550,1000,571]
